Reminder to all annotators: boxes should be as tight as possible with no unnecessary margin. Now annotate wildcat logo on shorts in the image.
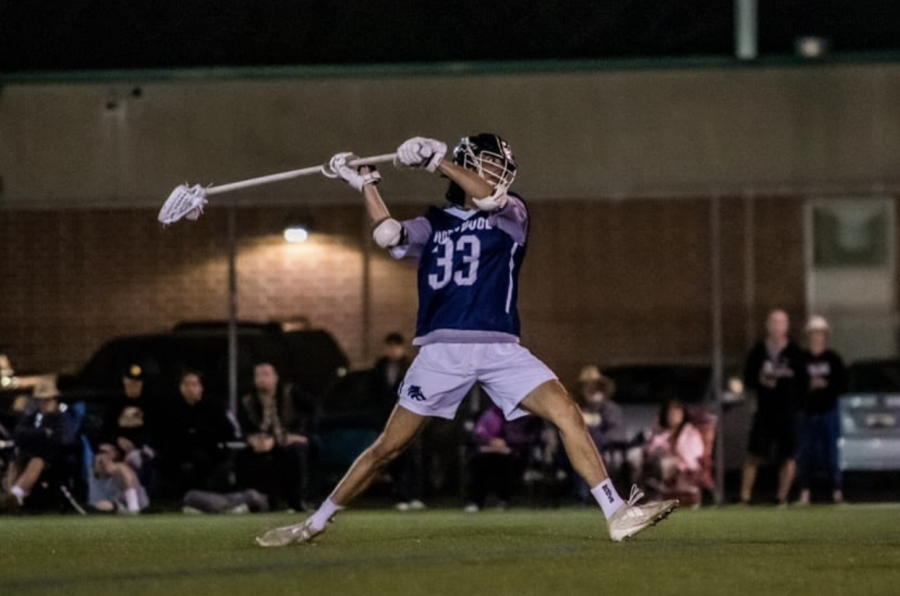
[407,385,428,402]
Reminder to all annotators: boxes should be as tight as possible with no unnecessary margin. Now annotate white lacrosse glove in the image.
[372,218,403,248]
[394,137,446,173]
[472,190,509,212]
[327,152,381,192]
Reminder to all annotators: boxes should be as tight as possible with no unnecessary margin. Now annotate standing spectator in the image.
[374,333,426,511]
[740,309,808,505]
[236,362,316,511]
[640,399,705,507]
[155,370,236,500]
[96,364,157,494]
[573,365,625,501]
[464,404,543,512]
[0,379,79,512]
[797,315,847,505]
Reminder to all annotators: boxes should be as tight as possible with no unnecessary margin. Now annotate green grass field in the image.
[3,505,899,596]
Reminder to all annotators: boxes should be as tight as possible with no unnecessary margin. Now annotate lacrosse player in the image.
[257,134,678,546]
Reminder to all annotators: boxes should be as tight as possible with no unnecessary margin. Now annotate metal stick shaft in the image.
[206,153,397,196]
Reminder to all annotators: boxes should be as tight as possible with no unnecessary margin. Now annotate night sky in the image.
[1,0,899,72]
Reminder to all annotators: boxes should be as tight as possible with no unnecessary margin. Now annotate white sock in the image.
[309,497,344,531]
[124,488,140,513]
[11,485,26,505]
[591,479,625,519]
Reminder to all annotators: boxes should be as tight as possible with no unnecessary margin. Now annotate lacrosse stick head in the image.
[158,184,209,225]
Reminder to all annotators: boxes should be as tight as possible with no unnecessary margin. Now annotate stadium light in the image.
[795,36,830,59]
[283,225,310,244]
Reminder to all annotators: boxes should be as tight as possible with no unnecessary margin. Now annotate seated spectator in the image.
[96,364,158,494]
[155,370,237,500]
[373,332,412,399]
[640,399,705,507]
[374,333,426,511]
[0,378,79,512]
[182,488,269,514]
[464,404,542,512]
[573,365,626,500]
[236,362,316,511]
[88,442,149,514]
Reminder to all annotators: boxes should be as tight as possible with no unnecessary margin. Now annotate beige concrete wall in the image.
[2,61,900,209]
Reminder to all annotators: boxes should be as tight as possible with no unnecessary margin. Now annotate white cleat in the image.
[255,518,323,548]
[608,485,679,542]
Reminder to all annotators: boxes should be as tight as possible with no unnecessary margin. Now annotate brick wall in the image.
[519,197,807,382]
[0,198,811,385]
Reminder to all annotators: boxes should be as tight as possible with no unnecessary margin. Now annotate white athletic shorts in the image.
[397,343,558,421]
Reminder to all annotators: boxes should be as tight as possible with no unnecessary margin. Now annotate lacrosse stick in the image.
[59,484,88,515]
[158,153,397,225]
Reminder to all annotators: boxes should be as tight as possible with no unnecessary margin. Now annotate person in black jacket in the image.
[155,370,236,500]
[236,362,316,511]
[797,315,847,505]
[741,309,808,505]
[96,364,157,494]
[1,379,78,511]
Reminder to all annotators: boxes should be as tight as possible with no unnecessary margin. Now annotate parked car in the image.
[839,359,900,471]
[69,321,350,406]
[601,363,752,472]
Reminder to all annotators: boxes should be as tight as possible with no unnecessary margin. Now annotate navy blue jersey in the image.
[395,194,529,345]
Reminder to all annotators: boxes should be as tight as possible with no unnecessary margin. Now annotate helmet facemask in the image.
[453,135,517,202]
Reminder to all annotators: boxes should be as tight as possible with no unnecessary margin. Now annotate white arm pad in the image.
[373,218,403,248]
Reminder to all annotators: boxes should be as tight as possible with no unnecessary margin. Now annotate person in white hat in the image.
[797,315,847,505]
[573,365,626,501]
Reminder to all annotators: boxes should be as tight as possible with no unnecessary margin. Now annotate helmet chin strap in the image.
[471,184,509,211]
[456,181,506,210]
[482,182,509,203]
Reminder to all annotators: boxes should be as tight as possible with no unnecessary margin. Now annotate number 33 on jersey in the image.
[394,194,529,346]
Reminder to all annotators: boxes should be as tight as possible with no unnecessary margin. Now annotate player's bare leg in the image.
[330,407,429,504]
[256,406,428,547]
[520,379,678,541]
[520,380,608,486]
